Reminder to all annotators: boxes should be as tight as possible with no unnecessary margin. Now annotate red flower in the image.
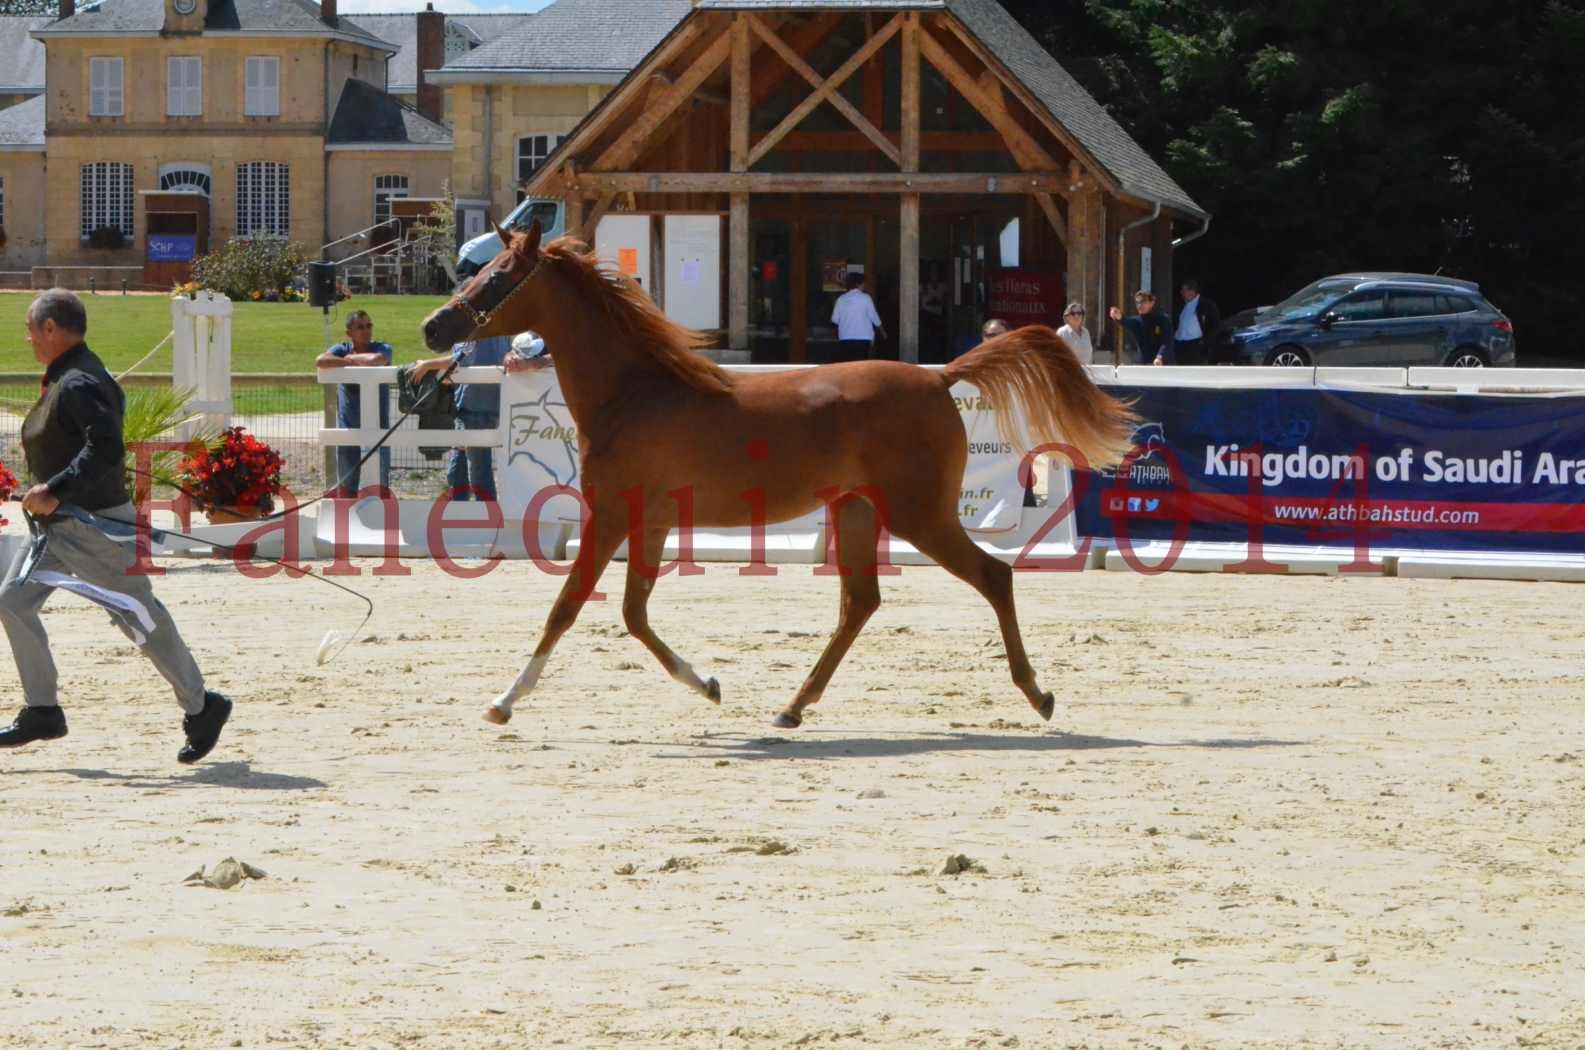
[0,460,18,527]
[176,426,285,514]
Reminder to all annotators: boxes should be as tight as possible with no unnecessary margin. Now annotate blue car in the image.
[1221,272,1516,368]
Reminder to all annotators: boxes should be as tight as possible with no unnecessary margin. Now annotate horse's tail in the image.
[940,326,1138,473]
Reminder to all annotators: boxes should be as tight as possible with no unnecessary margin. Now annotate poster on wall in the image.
[987,269,1066,328]
[821,258,850,293]
[595,214,653,297]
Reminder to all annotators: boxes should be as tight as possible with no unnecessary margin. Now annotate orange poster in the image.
[617,248,640,276]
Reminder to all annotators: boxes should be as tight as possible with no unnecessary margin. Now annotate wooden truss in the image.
[545,9,1139,360]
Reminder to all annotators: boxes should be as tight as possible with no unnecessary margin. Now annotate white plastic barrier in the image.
[292,363,1585,581]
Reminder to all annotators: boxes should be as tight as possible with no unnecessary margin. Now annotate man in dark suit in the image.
[1173,278,1221,365]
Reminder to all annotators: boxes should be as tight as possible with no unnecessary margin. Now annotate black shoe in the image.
[178,691,232,765]
[0,705,68,749]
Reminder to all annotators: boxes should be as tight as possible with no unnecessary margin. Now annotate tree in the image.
[410,182,459,289]
[0,0,59,14]
[1000,0,1585,359]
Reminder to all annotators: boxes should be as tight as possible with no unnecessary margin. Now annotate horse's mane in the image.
[539,237,733,395]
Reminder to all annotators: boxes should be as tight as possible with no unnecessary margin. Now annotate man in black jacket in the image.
[1174,279,1222,365]
[1107,290,1175,365]
[0,289,232,762]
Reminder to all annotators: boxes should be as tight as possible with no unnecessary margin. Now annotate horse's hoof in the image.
[705,677,722,704]
[483,706,512,726]
[772,711,802,729]
[1035,692,1055,722]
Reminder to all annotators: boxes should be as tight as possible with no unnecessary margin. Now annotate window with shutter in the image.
[89,57,123,117]
[168,57,202,117]
[245,56,280,117]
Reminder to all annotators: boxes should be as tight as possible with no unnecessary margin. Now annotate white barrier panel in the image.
[302,362,1585,581]
[495,367,1049,563]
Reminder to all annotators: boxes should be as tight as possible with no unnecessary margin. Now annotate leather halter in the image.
[452,252,546,332]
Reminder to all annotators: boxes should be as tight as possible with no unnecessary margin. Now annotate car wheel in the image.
[1265,346,1311,367]
[1447,347,1489,368]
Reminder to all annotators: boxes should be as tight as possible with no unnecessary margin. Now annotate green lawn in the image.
[0,291,451,375]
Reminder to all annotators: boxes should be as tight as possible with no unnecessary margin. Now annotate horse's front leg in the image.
[623,527,720,704]
[486,518,623,725]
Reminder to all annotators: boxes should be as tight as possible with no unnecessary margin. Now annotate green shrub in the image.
[192,238,308,300]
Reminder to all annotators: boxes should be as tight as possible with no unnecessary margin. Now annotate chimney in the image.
[60,0,74,20]
[321,0,336,26]
[416,3,445,123]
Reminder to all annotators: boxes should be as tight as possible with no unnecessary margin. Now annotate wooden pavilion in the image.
[525,0,1208,365]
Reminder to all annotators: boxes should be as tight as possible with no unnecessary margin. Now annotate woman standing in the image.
[1055,302,1095,364]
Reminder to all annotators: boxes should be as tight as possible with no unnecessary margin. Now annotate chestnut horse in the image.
[422,222,1136,729]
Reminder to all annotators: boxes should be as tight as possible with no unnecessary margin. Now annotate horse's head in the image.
[422,219,546,351]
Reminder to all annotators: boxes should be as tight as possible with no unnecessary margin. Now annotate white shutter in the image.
[105,58,123,116]
[246,57,279,116]
[167,58,182,115]
[185,58,202,115]
[262,57,279,115]
[244,57,259,114]
[90,58,106,115]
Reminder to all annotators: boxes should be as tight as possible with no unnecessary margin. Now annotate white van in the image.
[455,198,565,279]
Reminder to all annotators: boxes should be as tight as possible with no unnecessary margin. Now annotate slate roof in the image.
[347,12,532,94]
[0,94,45,148]
[0,16,49,92]
[695,0,1204,217]
[37,0,394,50]
[438,0,692,76]
[327,76,451,146]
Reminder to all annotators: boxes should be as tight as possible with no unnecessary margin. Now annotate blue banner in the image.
[148,235,197,263]
[1072,384,1585,555]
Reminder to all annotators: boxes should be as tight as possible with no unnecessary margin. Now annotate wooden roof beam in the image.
[571,172,1067,194]
[592,25,735,172]
[917,22,1060,179]
[747,12,902,169]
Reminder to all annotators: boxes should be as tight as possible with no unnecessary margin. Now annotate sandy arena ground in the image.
[1,557,1582,1049]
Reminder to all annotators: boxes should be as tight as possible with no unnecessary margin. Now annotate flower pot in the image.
[206,505,268,560]
[206,505,267,525]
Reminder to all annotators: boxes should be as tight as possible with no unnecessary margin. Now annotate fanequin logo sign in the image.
[507,389,580,487]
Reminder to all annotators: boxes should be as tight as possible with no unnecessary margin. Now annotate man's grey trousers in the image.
[0,504,206,715]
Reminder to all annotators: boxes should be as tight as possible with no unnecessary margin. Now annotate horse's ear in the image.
[491,218,511,249]
[524,219,543,257]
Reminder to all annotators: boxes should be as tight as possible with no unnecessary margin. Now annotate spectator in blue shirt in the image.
[409,332,548,501]
[314,309,391,496]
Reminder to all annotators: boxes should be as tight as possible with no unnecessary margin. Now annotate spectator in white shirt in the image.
[1055,302,1095,364]
[831,273,886,360]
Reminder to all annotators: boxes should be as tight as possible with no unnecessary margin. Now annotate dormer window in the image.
[168,56,202,117]
[89,57,124,117]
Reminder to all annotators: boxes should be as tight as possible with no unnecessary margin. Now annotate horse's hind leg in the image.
[486,519,623,725]
[623,528,720,703]
[775,499,883,729]
[897,514,1055,722]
